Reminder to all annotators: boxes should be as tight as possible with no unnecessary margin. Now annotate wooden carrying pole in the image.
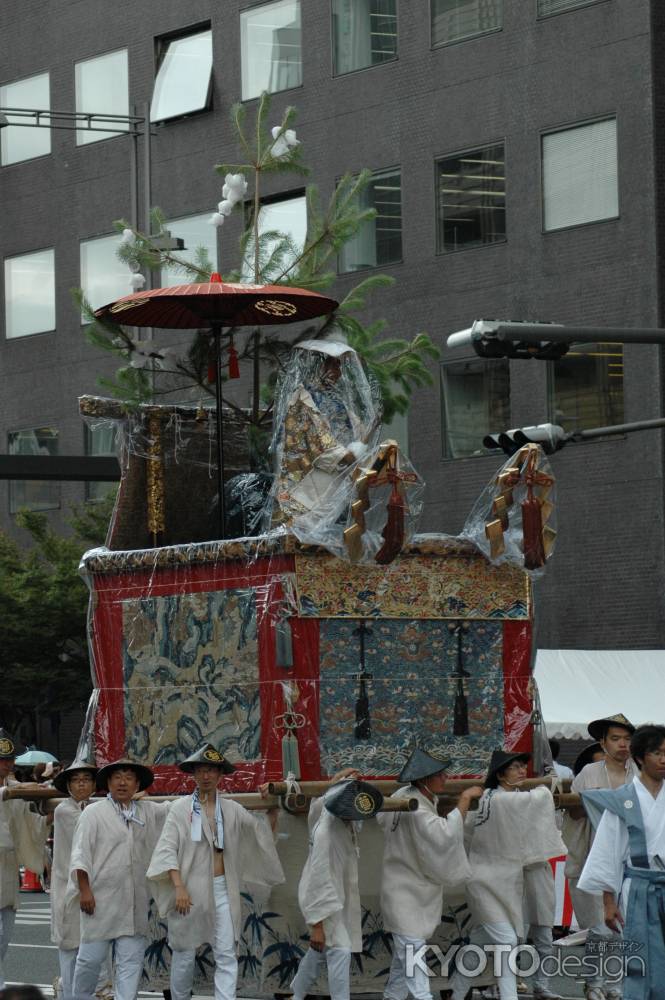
[267,776,572,797]
[3,786,419,812]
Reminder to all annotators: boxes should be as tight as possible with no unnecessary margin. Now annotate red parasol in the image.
[94,274,339,539]
[94,277,338,328]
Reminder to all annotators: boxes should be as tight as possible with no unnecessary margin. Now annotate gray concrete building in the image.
[1,0,663,663]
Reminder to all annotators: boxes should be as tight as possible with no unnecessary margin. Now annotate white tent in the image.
[534,649,665,739]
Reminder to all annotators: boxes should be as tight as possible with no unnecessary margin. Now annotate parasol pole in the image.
[211,320,226,539]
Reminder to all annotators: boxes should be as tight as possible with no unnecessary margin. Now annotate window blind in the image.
[542,118,618,232]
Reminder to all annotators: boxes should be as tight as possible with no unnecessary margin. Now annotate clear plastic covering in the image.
[461,443,557,576]
[264,339,425,562]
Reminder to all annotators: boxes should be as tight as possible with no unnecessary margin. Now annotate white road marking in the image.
[8,942,58,949]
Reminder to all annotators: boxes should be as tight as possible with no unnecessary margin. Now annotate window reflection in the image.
[441,358,510,458]
[8,427,60,513]
[431,0,503,46]
[241,0,302,100]
[80,234,130,313]
[243,194,307,281]
[75,49,129,145]
[332,0,398,75]
[339,168,402,272]
[0,73,51,166]
[85,422,118,502]
[160,212,219,286]
[151,29,213,122]
[4,249,56,339]
[549,343,624,433]
[436,144,506,252]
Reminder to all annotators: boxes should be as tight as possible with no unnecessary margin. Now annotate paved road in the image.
[6,890,585,998]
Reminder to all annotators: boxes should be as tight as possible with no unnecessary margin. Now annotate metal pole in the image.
[213,322,226,539]
[129,105,138,229]
[494,324,665,346]
[572,417,665,441]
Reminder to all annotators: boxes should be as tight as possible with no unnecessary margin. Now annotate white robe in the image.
[377,785,470,939]
[146,793,285,952]
[297,798,362,952]
[563,759,639,878]
[578,777,665,910]
[464,786,565,937]
[51,798,88,950]
[68,798,169,943]
[0,793,48,910]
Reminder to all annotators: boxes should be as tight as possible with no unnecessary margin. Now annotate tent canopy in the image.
[534,649,665,740]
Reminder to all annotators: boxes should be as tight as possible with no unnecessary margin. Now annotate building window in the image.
[0,73,51,166]
[542,118,618,232]
[85,423,118,503]
[243,193,307,280]
[332,0,398,75]
[431,0,503,47]
[4,248,56,339]
[339,168,402,272]
[549,343,623,433]
[151,27,213,122]
[537,0,606,16]
[161,212,220,286]
[441,357,510,458]
[80,234,131,314]
[436,144,506,253]
[74,49,129,146]
[8,427,59,513]
[241,0,302,101]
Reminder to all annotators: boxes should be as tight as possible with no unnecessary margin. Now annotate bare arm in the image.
[76,869,95,915]
[169,868,192,915]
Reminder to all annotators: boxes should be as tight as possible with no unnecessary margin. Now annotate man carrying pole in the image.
[291,770,383,1000]
[146,744,284,1000]
[69,758,169,1000]
[0,728,50,991]
[378,748,483,1000]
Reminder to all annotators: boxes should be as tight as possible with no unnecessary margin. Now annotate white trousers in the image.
[170,875,237,1000]
[291,944,352,1000]
[526,923,554,991]
[384,934,432,1000]
[449,922,518,1000]
[59,945,112,1000]
[73,934,146,1000]
[0,905,17,989]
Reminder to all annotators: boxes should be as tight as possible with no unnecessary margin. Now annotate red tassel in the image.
[207,354,217,383]
[228,343,240,379]
[522,484,545,570]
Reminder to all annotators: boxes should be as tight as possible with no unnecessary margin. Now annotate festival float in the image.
[69,269,556,991]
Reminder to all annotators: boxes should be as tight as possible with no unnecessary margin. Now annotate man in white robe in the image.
[146,744,284,1000]
[0,728,50,990]
[69,758,169,1000]
[448,749,565,1000]
[378,748,483,1000]
[50,760,111,1000]
[291,773,384,1000]
[562,713,637,1000]
[578,724,665,1000]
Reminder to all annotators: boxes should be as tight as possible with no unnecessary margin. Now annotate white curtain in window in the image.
[432,0,502,45]
[4,249,56,339]
[339,182,376,271]
[0,73,51,166]
[241,1,302,99]
[542,118,618,231]
[333,0,372,74]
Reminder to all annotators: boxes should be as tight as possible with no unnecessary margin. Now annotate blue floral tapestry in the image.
[319,619,504,775]
[121,589,260,764]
